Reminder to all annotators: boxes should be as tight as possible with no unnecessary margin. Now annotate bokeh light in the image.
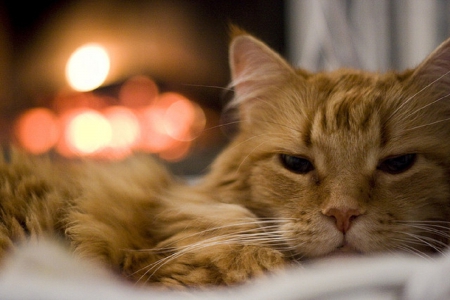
[66,44,110,92]
[64,109,112,155]
[14,108,59,154]
[119,75,159,108]
[137,103,176,153]
[163,93,206,141]
[14,74,206,162]
[159,140,191,162]
[103,106,140,152]
[52,91,108,113]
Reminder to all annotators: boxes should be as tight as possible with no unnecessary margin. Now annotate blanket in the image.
[0,241,447,300]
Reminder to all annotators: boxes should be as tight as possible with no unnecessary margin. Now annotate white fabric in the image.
[0,241,447,300]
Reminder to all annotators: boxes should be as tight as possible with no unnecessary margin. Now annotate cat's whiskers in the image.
[390,241,434,260]
[154,224,296,256]
[393,220,450,239]
[403,92,450,120]
[226,94,267,120]
[227,133,272,152]
[395,220,450,224]
[129,220,278,254]
[142,218,292,252]
[201,120,243,134]
[127,218,296,282]
[401,225,450,240]
[131,221,300,284]
[395,243,438,260]
[235,140,271,175]
[391,230,448,255]
[258,120,306,136]
[135,232,297,285]
[403,116,450,132]
[181,83,234,93]
[386,69,450,122]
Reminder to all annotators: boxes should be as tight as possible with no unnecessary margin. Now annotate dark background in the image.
[0,1,286,175]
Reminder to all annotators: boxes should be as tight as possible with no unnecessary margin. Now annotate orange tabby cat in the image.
[1,30,450,288]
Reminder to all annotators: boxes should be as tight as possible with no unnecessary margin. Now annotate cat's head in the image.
[205,31,450,258]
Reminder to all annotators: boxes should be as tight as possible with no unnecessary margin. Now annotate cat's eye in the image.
[378,154,416,174]
[279,154,314,174]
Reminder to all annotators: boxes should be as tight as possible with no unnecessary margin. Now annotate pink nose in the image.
[324,208,361,233]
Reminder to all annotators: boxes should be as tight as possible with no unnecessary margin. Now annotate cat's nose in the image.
[323,208,361,233]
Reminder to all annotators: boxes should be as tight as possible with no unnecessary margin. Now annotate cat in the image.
[1,29,450,289]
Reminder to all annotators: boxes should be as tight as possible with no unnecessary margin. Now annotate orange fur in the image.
[2,33,450,288]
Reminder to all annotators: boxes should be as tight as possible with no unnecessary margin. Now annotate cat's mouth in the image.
[326,242,362,258]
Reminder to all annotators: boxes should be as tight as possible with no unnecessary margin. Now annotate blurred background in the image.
[0,0,449,176]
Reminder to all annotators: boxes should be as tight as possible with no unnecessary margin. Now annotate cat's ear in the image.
[411,37,450,88]
[228,33,296,108]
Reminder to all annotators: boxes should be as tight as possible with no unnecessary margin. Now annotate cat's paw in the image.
[129,244,286,288]
[162,244,285,287]
[207,244,286,285]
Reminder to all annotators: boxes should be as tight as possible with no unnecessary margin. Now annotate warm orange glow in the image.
[66,44,110,92]
[135,92,206,160]
[15,72,205,161]
[14,108,59,154]
[64,109,112,155]
[162,94,206,141]
[137,105,176,153]
[103,106,140,151]
[163,96,193,141]
[52,91,108,113]
[159,140,191,162]
[119,75,159,108]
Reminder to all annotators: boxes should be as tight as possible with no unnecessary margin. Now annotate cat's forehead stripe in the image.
[302,122,312,147]
[315,90,379,133]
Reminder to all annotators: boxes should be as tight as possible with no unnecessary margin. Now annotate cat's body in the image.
[2,31,450,288]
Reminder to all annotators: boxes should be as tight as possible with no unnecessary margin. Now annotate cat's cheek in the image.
[247,161,311,215]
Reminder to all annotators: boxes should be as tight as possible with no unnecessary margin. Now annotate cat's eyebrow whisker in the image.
[227,131,295,152]
[226,89,281,113]
[227,133,273,152]
[201,120,243,133]
[180,119,291,142]
[181,83,234,93]
[235,140,271,174]
[258,120,305,136]
[404,116,450,131]
[386,69,450,122]
[403,92,450,119]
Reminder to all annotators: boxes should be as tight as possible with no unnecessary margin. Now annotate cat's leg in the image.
[123,201,287,288]
[151,243,285,287]
[123,234,286,288]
